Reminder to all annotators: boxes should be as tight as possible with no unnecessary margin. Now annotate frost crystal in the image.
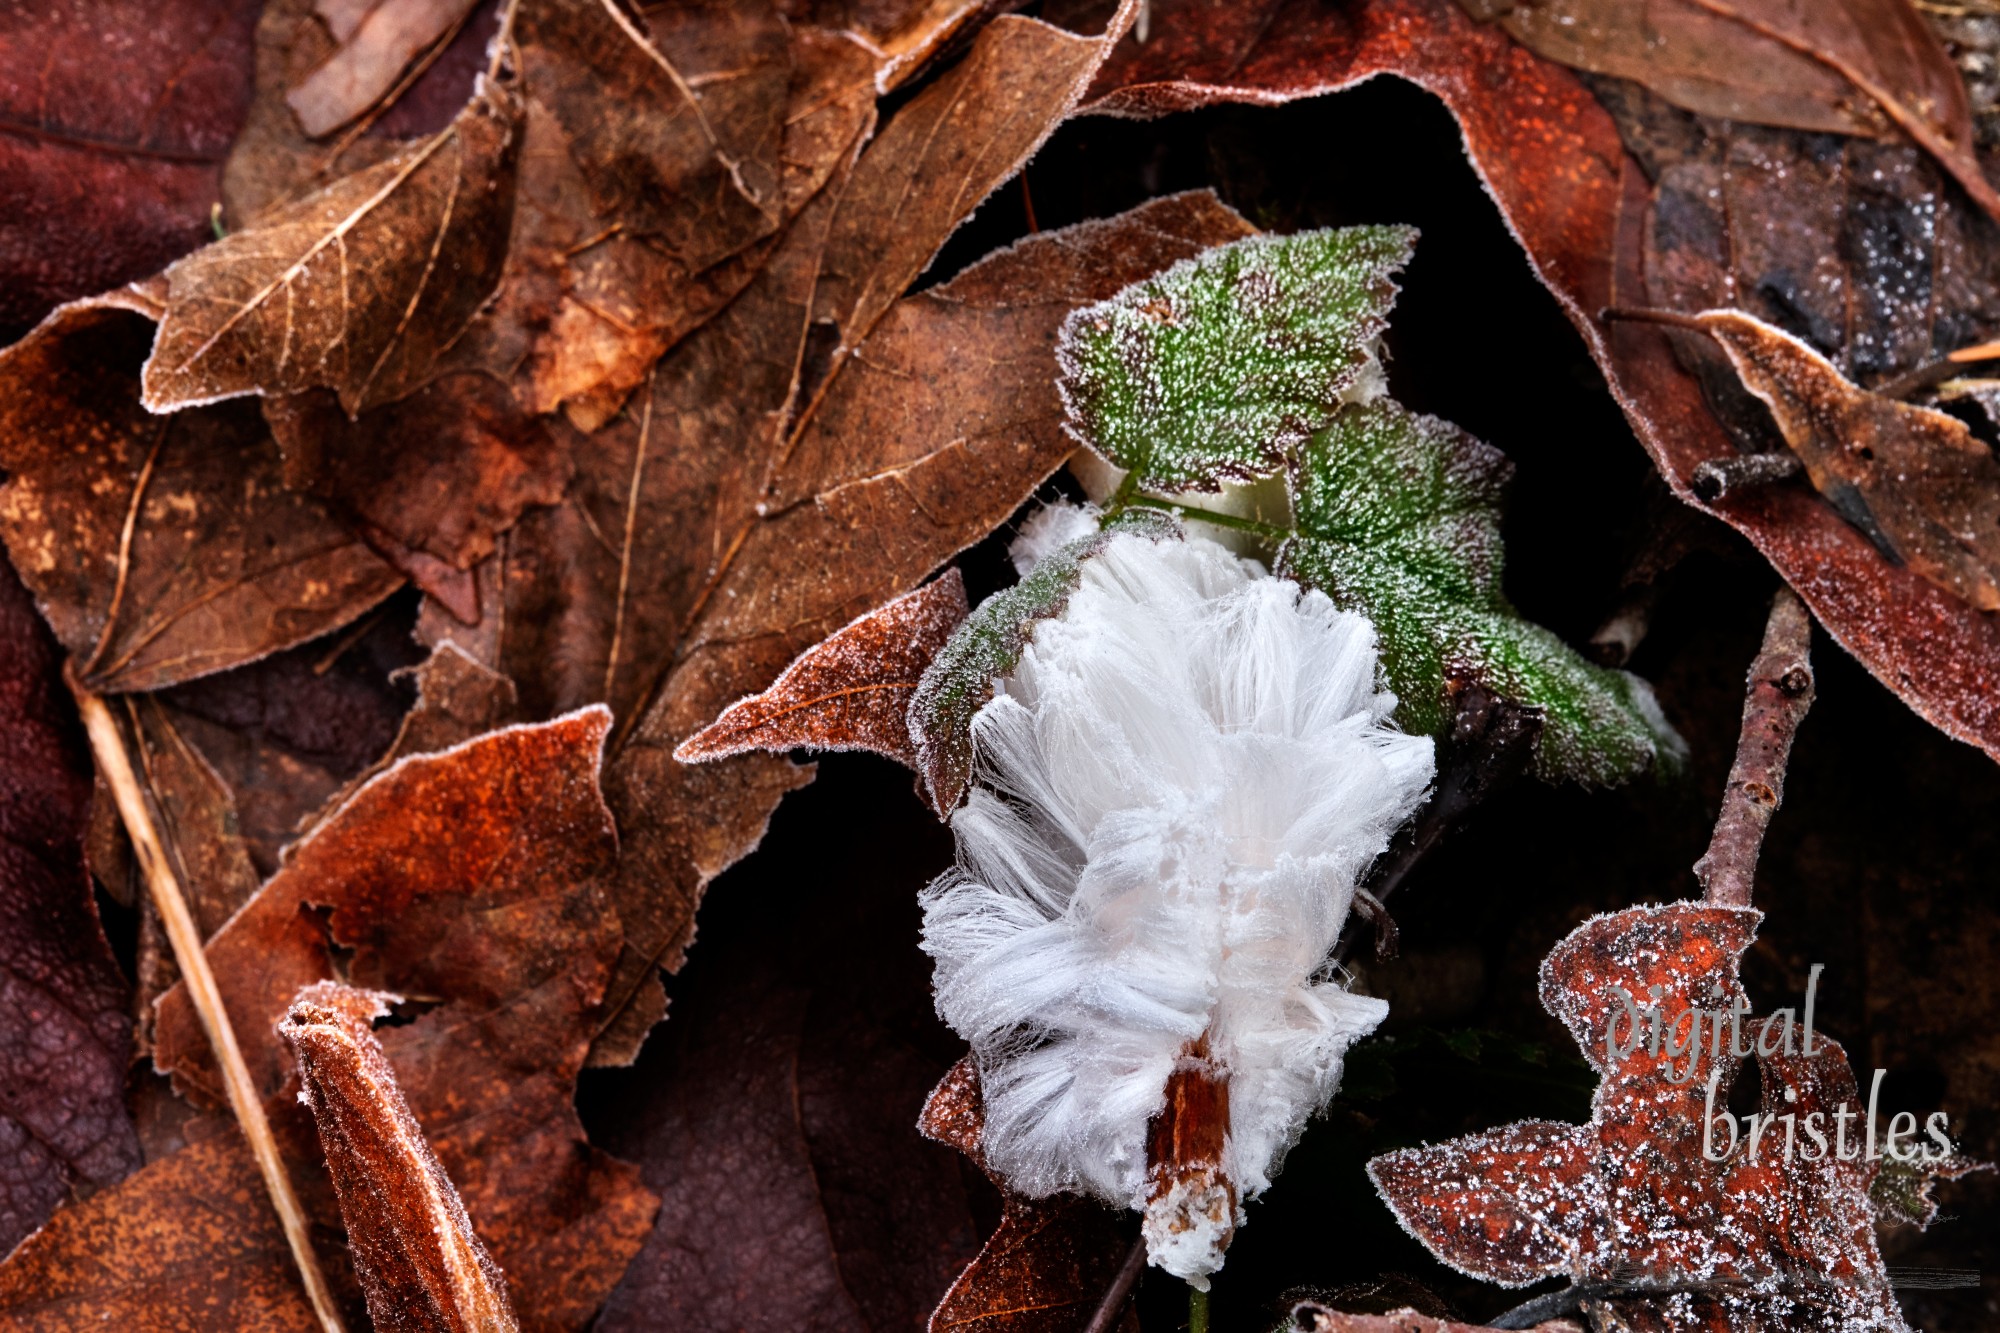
[1056,226,1416,493]
[920,523,1434,1284]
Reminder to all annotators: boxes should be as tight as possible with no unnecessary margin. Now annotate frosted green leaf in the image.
[908,510,1181,816]
[1056,226,1417,493]
[1277,400,1684,785]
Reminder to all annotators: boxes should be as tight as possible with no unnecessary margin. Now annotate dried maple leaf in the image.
[676,570,968,769]
[1370,902,1917,1331]
[0,556,140,1255]
[1455,0,2000,221]
[919,1057,1137,1333]
[0,297,403,692]
[1681,307,2000,612]
[286,0,486,137]
[147,709,654,1331]
[282,981,519,1333]
[1074,0,2000,762]
[0,0,260,340]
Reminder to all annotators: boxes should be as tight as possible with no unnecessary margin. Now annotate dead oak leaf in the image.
[154,709,655,1332]
[0,555,141,1256]
[919,1057,1137,1333]
[0,297,403,693]
[1370,903,1914,1331]
[287,0,487,137]
[142,83,521,416]
[282,981,519,1333]
[1687,307,2000,613]
[675,569,968,768]
[1074,0,2000,763]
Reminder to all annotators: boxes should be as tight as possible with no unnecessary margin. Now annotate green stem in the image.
[1189,1283,1210,1333]
[1100,467,1144,525]
[1123,493,1291,541]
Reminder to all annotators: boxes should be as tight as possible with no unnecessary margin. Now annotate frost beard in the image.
[920,524,1434,1285]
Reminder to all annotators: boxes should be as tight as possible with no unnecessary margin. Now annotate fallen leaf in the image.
[1289,1306,1577,1333]
[676,570,968,769]
[919,1058,1137,1333]
[1684,307,2000,612]
[584,188,1259,1063]
[0,297,402,693]
[154,710,655,1331]
[1370,902,1916,1330]
[0,1134,318,1330]
[587,761,986,1331]
[1462,0,2000,223]
[281,981,519,1333]
[0,555,141,1255]
[142,83,521,415]
[1075,0,2000,761]
[0,0,260,340]
[287,0,485,137]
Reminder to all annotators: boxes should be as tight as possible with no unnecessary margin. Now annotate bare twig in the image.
[68,673,348,1333]
[1081,1236,1148,1333]
[1689,452,1804,504]
[1693,588,1815,907]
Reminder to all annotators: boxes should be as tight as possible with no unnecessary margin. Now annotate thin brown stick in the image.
[68,672,348,1333]
[1694,587,1815,907]
[1081,1235,1148,1333]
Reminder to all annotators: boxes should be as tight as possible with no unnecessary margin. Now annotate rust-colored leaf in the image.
[281,981,519,1333]
[0,298,403,692]
[1370,902,1921,1330]
[1289,1307,1578,1333]
[0,555,141,1256]
[142,84,520,415]
[1458,0,2000,220]
[675,570,968,768]
[0,1134,318,1330]
[919,1058,1136,1333]
[1685,307,2000,612]
[0,0,260,339]
[153,710,656,1331]
[1077,0,2000,761]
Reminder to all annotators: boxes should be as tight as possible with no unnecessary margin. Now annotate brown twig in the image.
[1694,588,1815,908]
[1081,1236,1148,1333]
[1689,452,1804,504]
[67,672,348,1333]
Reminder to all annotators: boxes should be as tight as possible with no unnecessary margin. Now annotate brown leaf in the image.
[287,0,486,137]
[587,765,983,1331]
[1370,903,1915,1330]
[1468,0,2000,223]
[919,1058,1137,1333]
[0,298,402,692]
[154,709,655,1331]
[1077,0,2000,761]
[1685,307,2000,612]
[0,0,260,339]
[142,83,521,415]
[675,570,968,768]
[0,1134,318,1330]
[1289,1308,1578,1333]
[583,189,1258,1063]
[281,981,519,1333]
[0,555,141,1255]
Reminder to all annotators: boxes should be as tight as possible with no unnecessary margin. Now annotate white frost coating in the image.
[921,523,1434,1283]
[1008,501,1102,576]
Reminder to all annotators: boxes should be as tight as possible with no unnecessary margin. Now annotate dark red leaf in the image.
[0,555,140,1255]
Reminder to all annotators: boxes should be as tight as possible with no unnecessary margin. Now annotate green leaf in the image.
[1278,399,1684,785]
[907,509,1181,815]
[1056,226,1417,493]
